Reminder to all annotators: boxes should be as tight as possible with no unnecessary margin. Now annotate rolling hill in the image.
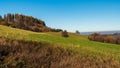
[0,25,120,68]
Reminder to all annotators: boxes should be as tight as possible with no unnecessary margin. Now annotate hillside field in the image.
[0,25,120,68]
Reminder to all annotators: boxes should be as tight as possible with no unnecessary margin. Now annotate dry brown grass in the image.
[0,37,119,68]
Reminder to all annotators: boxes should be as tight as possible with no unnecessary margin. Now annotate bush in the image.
[52,28,62,32]
[88,33,119,44]
[94,35,104,42]
[75,30,80,34]
[88,33,100,41]
[104,36,117,44]
[31,26,40,32]
[61,30,69,37]
[117,38,120,44]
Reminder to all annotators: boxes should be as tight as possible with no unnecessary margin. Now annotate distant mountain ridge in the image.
[80,30,120,35]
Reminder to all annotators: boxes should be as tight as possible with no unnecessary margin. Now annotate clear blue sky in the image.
[0,0,120,32]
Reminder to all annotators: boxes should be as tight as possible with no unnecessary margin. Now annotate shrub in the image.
[88,33,100,41]
[88,33,119,44]
[75,30,80,34]
[52,28,62,32]
[61,30,69,37]
[88,34,94,41]
[117,38,120,44]
[103,36,117,44]
[94,35,104,42]
[31,26,40,32]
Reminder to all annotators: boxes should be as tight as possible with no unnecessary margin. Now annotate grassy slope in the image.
[0,25,120,66]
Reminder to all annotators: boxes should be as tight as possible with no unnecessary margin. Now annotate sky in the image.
[0,0,120,32]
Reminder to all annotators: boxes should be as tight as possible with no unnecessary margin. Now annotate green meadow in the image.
[0,25,120,67]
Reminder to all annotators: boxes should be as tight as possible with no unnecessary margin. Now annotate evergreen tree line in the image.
[0,13,52,32]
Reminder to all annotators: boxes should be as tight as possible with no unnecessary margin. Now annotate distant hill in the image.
[0,13,62,32]
[81,30,120,35]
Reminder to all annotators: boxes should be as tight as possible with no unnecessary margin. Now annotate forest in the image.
[0,14,62,32]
